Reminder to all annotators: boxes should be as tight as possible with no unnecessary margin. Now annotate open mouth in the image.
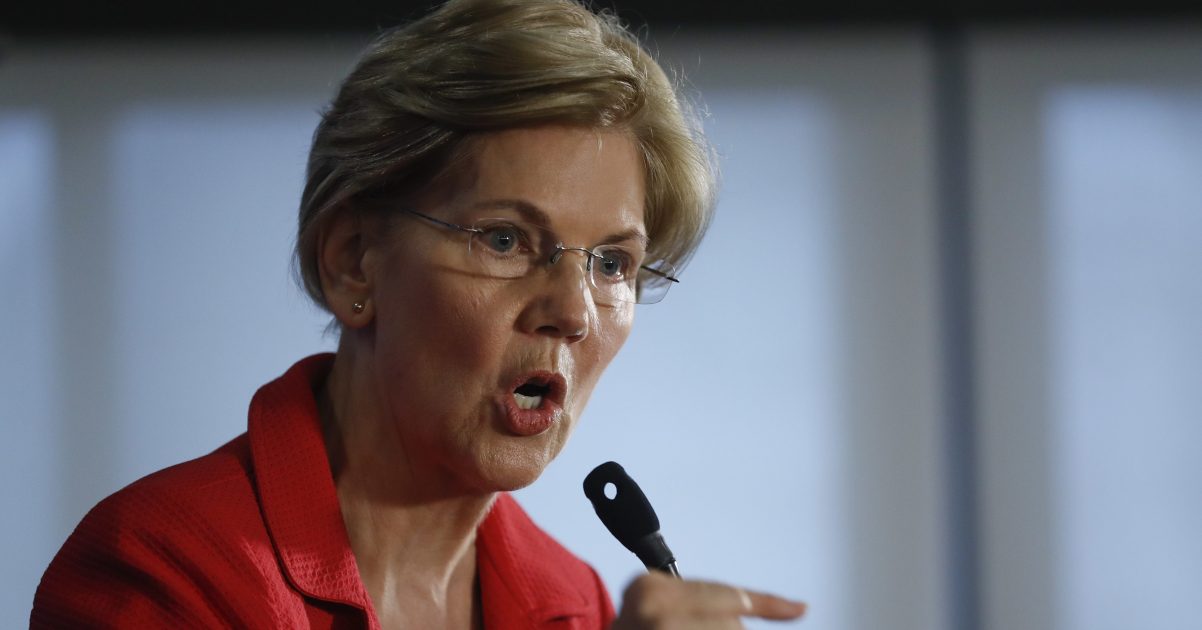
[501,371,566,436]
[513,380,552,410]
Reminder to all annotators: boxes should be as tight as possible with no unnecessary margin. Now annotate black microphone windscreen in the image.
[583,461,660,552]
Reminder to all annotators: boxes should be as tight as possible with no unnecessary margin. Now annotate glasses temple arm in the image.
[402,208,480,234]
[639,265,680,284]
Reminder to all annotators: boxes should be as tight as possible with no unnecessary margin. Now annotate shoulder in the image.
[31,436,296,627]
[76,435,263,550]
[479,494,615,625]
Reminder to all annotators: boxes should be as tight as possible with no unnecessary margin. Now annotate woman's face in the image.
[362,125,644,494]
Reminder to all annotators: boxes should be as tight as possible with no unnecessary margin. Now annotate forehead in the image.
[446,126,646,239]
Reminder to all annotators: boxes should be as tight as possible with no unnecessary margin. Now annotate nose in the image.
[516,252,592,343]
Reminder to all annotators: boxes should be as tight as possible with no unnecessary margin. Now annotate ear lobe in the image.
[317,209,377,327]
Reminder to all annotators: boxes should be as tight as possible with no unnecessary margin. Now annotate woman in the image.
[33,0,807,627]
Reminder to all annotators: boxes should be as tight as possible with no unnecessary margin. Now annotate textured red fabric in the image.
[32,354,615,629]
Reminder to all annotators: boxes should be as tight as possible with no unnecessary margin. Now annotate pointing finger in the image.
[740,587,808,620]
[681,579,807,620]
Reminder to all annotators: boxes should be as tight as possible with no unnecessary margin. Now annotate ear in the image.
[316,208,380,328]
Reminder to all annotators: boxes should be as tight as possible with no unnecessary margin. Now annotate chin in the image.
[469,442,560,493]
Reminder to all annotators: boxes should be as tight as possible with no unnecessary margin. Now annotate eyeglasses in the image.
[400,209,679,305]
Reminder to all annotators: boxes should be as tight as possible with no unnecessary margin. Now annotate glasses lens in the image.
[635,260,678,305]
[588,245,640,306]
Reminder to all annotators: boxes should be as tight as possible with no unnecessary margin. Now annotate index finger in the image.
[683,580,807,620]
[740,587,808,620]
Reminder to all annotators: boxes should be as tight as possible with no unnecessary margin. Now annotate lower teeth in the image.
[514,393,543,410]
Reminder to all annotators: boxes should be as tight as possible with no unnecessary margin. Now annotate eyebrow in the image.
[468,199,649,247]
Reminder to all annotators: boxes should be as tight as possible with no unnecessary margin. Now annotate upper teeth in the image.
[514,392,543,410]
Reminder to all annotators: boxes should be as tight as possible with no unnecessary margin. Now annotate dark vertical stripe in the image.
[929,23,983,630]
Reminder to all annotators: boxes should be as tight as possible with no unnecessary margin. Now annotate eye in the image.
[594,248,635,281]
[478,223,527,254]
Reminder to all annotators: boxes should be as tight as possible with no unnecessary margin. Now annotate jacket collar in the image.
[247,354,377,618]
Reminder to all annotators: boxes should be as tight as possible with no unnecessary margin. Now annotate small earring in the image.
[351,301,365,314]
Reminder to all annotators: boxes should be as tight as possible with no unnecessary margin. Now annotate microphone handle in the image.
[659,562,681,577]
[632,531,681,578]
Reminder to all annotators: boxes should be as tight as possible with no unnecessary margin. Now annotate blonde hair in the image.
[296,0,715,309]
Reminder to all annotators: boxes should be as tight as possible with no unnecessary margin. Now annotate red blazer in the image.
[32,354,615,629]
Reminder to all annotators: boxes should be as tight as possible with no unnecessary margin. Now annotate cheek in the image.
[598,305,635,362]
[376,274,508,394]
[569,307,635,409]
[440,292,509,380]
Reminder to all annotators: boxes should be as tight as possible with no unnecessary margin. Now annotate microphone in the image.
[583,461,680,577]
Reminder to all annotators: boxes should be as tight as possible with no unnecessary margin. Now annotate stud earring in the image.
[351,301,365,314]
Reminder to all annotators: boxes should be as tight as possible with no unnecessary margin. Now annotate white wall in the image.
[971,26,1202,630]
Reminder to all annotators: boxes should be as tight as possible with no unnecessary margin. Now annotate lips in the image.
[500,371,566,436]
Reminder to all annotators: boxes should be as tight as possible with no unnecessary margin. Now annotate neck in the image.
[318,343,494,628]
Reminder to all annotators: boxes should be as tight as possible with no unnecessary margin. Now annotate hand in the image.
[611,572,807,629]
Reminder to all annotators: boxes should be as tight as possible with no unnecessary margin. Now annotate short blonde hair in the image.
[296,0,715,309]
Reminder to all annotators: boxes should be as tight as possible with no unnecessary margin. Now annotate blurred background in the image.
[2,1,1200,629]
